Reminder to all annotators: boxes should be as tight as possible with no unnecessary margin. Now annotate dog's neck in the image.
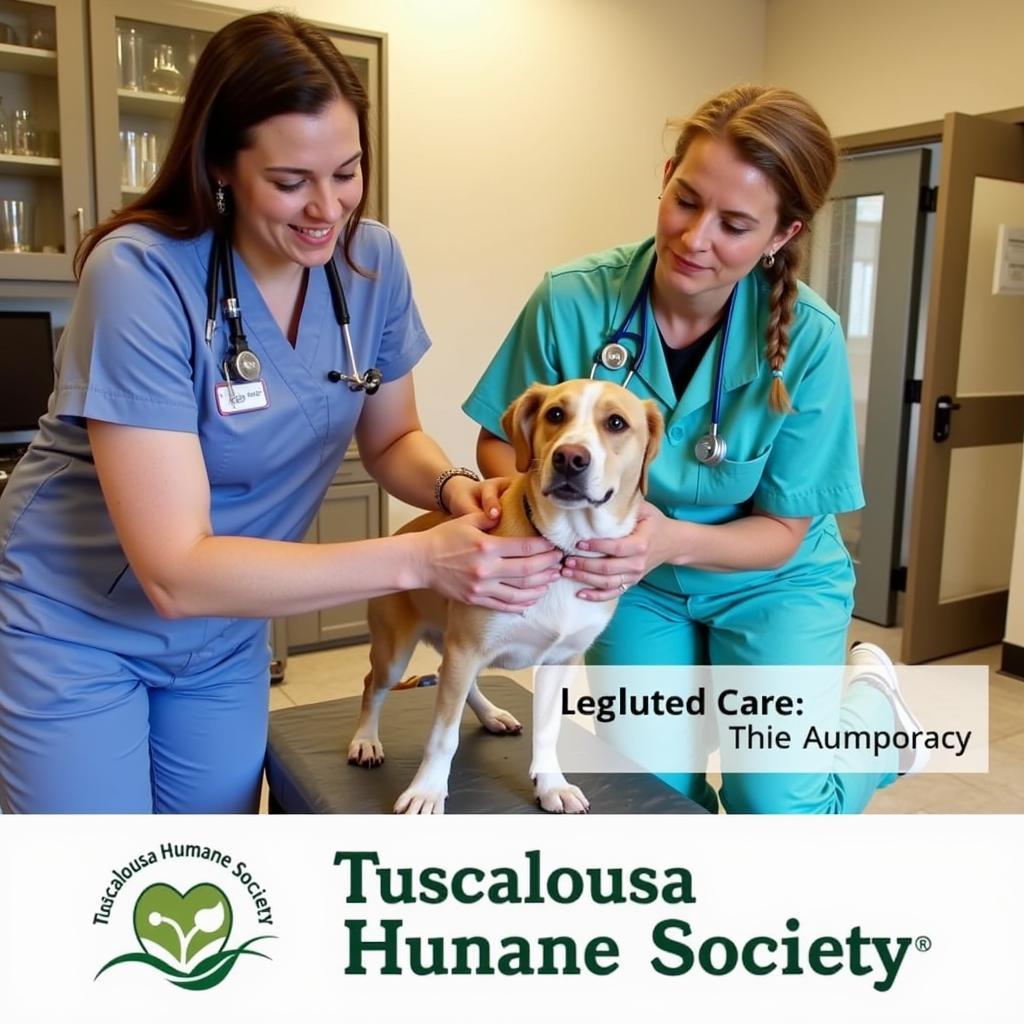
[520,481,640,559]
[522,493,573,555]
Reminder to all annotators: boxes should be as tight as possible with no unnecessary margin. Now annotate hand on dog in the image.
[560,502,671,601]
[422,511,563,612]
[443,474,513,520]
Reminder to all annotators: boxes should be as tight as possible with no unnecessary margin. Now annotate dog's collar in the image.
[522,493,574,559]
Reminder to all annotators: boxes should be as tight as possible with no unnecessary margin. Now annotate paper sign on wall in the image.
[993,223,1024,295]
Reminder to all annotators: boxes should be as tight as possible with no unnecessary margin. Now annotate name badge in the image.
[215,379,270,415]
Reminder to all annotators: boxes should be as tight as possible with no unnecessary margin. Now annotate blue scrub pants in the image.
[0,623,270,813]
[587,563,898,815]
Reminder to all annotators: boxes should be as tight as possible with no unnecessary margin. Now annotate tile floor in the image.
[267,619,1023,814]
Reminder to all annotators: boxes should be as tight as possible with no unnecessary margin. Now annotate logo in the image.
[92,843,277,991]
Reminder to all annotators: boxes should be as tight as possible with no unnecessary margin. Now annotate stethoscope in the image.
[204,233,383,394]
[590,256,737,466]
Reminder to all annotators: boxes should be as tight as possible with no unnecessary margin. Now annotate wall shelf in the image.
[0,42,58,76]
[117,88,183,118]
[0,154,61,177]
[0,250,70,281]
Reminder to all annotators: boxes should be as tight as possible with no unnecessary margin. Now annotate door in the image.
[318,481,381,644]
[807,148,930,624]
[904,113,1024,663]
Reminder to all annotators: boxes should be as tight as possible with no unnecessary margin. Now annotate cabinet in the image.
[0,0,387,279]
[0,0,91,281]
[87,0,387,230]
[279,448,387,656]
[88,0,231,226]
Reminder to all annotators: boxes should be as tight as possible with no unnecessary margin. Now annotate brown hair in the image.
[75,11,371,277]
[668,85,837,412]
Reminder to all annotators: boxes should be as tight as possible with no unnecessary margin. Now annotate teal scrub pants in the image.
[587,563,898,815]
[0,622,270,814]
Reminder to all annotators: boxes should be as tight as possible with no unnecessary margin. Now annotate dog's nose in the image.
[552,444,591,478]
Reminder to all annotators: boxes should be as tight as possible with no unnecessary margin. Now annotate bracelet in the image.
[434,466,481,514]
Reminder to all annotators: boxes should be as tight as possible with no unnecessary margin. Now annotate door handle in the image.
[933,394,961,442]
[73,207,91,247]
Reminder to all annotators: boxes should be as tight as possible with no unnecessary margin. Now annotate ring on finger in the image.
[618,573,628,593]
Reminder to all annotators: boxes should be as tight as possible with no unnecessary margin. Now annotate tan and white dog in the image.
[347,379,663,814]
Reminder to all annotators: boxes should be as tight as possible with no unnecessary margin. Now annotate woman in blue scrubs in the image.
[464,85,918,814]
[0,13,562,814]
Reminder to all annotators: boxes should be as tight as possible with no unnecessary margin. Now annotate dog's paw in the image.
[537,786,589,814]
[347,735,385,768]
[534,773,589,814]
[393,786,448,815]
[479,706,523,735]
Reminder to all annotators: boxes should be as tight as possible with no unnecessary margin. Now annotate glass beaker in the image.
[120,129,139,188]
[12,109,38,157]
[185,33,199,78]
[28,25,56,50]
[145,44,183,96]
[0,98,12,155]
[0,199,33,252]
[138,131,159,186]
[117,27,145,91]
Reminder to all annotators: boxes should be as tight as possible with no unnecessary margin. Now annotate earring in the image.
[761,249,776,269]
[215,183,226,216]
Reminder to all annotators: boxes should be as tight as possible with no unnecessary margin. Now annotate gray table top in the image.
[266,676,707,815]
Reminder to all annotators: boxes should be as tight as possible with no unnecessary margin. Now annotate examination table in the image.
[265,676,707,814]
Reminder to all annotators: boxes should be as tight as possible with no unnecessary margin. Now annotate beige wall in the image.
[765,0,1024,137]
[215,0,766,523]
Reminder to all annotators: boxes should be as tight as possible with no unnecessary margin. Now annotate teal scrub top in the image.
[462,237,864,596]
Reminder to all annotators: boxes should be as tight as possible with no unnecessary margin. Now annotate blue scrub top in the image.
[0,220,430,668]
[463,237,864,596]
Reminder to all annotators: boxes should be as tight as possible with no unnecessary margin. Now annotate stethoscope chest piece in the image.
[599,342,630,371]
[330,365,383,394]
[229,348,262,383]
[694,431,727,466]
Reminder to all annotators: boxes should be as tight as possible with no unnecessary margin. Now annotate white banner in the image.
[0,815,1020,1022]
[535,665,989,773]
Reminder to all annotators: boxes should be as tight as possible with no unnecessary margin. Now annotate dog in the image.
[347,379,664,814]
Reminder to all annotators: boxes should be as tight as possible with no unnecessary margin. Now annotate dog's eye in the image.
[606,414,628,432]
[545,406,565,424]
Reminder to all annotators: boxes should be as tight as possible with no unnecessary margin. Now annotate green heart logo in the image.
[133,884,232,969]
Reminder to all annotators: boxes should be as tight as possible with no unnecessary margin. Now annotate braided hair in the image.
[668,86,837,413]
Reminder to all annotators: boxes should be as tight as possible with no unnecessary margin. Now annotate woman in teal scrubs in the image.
[0,13,561,814]
[464,85,908,814]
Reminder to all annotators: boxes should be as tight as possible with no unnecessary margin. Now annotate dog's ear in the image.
[639,400,664,495]
[500,384,549,473]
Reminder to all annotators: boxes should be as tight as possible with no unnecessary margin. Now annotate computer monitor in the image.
[0,311,56,449]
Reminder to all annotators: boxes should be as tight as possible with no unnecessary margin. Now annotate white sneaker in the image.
[849,641,930,775]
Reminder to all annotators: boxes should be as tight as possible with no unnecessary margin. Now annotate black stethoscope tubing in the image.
[323,257,383,393]
[204,233,382,394]
[592,255,737,466]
